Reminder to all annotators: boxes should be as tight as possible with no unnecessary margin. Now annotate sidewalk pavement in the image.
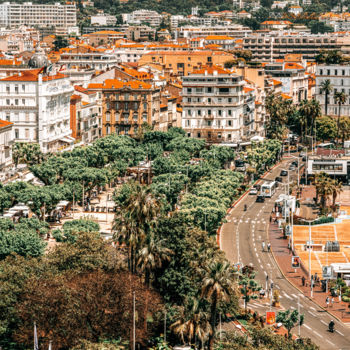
[269,220,350,323]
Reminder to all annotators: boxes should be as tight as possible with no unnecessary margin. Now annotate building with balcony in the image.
[122,10,162,27]
[243,33,350,61]
[181,65,245,144]
[264,61,308,104]
[316,64,350,116]
[0,2,77,29]
[176,24,252,39]
[70,86,100,144]
[59,49,120,70]
[87,79,160,136]
[0,119,13,170]
[0,69,74,153]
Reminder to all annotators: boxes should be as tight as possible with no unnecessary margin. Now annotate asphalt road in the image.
[220,158,350,350]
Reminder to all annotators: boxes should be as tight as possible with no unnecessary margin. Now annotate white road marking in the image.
[320,320,328,326]
[313,331,322,338]
[310,306,316,311]
[264,271,267,275]
[282,292,292,300]
[254,247,257,252]
[291,294,297,299]
[308,311,316,317]
[336,330,344,336]
[304,324,311,330]
[326,339,334,346]
[290,306,296,310]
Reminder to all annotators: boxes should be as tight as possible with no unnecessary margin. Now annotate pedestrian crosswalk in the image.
[227,217,267,225]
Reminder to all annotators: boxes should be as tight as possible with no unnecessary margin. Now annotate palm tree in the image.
[320,79,333,116]
[137,233,172,286]
[113,182,161,273]
[201,260,235,350]
[334,91,347,145]
[298,99,321,141]
[331,179,342,207]
[314,173,334,212]
[171,300,211,349]
[338,116,350,145]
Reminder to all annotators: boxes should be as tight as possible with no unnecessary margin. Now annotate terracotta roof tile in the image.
[0,119,13,128]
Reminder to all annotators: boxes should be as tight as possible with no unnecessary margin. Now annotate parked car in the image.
[256,195,265,203]
[299,152,306,158]
[291,161,298,166]
[280,170,288,176]
[249,188,258,195]
[289,165,296,171]
[275,176,282,183]
[302,156,307,162]
[253,184,261,191]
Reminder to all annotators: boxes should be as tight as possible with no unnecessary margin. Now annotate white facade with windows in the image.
[0,120,13,170]
[316,65,350,116]
[0,2,77,29]
[182,67,245,143]
[0,70,74,153]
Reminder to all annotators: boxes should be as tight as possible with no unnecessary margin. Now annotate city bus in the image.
[260,181,277,198]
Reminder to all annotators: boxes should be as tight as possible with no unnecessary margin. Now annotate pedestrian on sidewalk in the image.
[262,241,265,252]
[267,243,271,252]
[270,216,272,223]
[326,296,330,308]
[301,276,305,286]
[331,297,334,307]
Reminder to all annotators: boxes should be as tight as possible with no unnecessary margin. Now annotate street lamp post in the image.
[304,219,317,297]
[290,155,300,188]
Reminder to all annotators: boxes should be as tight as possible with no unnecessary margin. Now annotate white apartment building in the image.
[0,70,74,153]
[316,65,350,116]
[91,13,117,26]
[0,119,13,170]
[0,2,77,29]
[71,86,100,144]
[264,62,309,103]
[59,52,120,70]
[182,66,245,144]
[122,10,162,27]
[177,24,252,39]
[0,26,39,54]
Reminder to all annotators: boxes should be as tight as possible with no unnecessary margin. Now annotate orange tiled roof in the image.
[0,59,22,66]
[0,119,13,128]
[71,94,81,101]
[192,65,231,75]
[0,69,67,82]
[271,79,282,86]
[87,30,124,35]
[74,85,95,94]
[284,62,304,70]
[281,93,292,100]
[88,79,152,90]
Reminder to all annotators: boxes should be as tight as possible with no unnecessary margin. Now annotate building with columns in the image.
[0,69,74,153]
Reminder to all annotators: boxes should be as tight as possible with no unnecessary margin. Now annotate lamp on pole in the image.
[304,219,317,297]
[290,155,300,188]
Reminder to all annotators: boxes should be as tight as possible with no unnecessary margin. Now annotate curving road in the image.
[221,159,350,350]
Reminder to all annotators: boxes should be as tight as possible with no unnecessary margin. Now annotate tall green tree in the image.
[113,183,161,273]
[320,79,333,116]
[276,309,304,338]
[334,91,347,144]
[338,116,350,144]
[201,260,235,350]
[298,99,321,141]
